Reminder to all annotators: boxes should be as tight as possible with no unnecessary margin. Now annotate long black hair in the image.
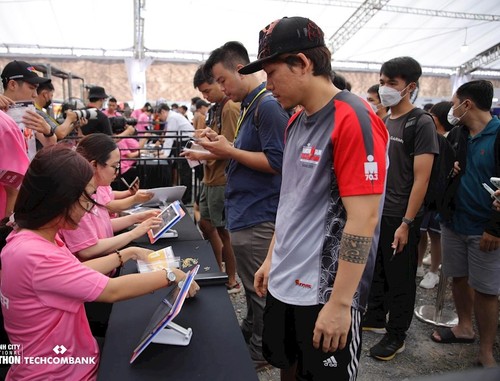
[76,133,117,166]
[0,144,94,246]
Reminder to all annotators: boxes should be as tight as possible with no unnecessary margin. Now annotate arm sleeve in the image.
[255,99,288,173]
[34,250,109,313]
[220,101,239,142]
[333,100,388,197]
[414,114,439,155]
[58,212,100,254]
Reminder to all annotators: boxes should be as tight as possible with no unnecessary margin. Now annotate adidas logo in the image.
[323,355,337,367]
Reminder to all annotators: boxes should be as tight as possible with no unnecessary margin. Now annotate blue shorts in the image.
[263,292,362,380]
[419,210,441,234]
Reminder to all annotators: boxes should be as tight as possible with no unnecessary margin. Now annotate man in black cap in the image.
[1,60,56,159]
[81,86,112,135]
[243,17,389,380]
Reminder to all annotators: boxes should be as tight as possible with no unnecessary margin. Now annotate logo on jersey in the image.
[364,154,378,181]
[295,279,312,289]
[300,144,322,167]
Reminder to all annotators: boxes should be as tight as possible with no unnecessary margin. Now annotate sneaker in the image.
[422,254,432,266]
[419,271,439,289]
[416,265,425,277]
[362,326,387,334]
[370,334,405,361]
[226,282,241,294]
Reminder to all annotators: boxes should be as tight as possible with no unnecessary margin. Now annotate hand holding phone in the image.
[490,177,500,190]
[121,176,139,190]
[482,183,500,203]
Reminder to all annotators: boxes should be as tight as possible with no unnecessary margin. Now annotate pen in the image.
[390,247,397,262]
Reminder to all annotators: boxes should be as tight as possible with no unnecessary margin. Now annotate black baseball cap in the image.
[239,16,326,75]
[1,60,48,85]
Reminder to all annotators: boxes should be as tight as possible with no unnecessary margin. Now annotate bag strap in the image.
[253,91,273,130]
[402,107,429,158]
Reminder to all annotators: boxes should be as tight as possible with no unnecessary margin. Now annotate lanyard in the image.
[234,87,267,140]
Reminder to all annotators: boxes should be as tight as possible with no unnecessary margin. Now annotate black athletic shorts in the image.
[263,292,362,381]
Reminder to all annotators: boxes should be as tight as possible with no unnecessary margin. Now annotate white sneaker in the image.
[422,254,432,266]
[416,265,425,277]
[419,271,439,289]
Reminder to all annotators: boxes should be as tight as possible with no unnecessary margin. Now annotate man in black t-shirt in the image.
[80,86,112,136]
[363,56,439,361]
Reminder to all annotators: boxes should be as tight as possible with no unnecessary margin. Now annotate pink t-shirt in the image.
[130,109,143,120]
[59,186,115,254]
[1,230,109,380]
[117,138,139,174]
[102,110,122,117]
[135,113,150,132]
[0,111,30,219]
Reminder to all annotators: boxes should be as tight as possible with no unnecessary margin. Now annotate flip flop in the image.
[430,327,475,344]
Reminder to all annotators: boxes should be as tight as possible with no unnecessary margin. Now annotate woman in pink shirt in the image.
[59,133,160,260]
[0,145,198,381]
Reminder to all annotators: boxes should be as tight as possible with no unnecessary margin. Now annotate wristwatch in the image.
[402,217,414,226]
[177,280,185,290]
[43,126,56,137]
[164,268,177,283]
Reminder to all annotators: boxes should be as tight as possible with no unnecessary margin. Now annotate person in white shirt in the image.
[156,104,195,204]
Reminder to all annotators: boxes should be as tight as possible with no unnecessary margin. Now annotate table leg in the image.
[414,267,458,327]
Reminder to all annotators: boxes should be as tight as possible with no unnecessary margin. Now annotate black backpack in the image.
[402,108,456,211]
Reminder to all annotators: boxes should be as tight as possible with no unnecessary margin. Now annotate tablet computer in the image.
[130,264,200,364]
[147,200,185,244]
[141,186,187,207]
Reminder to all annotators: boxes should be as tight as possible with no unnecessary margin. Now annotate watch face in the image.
[167,270,176,282]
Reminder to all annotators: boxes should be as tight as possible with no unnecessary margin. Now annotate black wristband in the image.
[43,125,56,137]
[402,217,414,226]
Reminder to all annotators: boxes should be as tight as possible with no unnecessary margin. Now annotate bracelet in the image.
[402,217,414,226]
[43,129,55,137]
[116,250,124,268]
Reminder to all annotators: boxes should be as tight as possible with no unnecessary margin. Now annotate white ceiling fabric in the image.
[0,0,498,71]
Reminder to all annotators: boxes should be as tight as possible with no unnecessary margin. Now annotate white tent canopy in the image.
[0,0,499,74]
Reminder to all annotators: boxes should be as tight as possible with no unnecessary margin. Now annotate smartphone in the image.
[482,183,500,202]
[121,176,139,189]
[490,177,500,190]
[129,176,139,189]
[184,140,194,150]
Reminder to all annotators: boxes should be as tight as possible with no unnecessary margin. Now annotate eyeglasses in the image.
[106,163,121,174]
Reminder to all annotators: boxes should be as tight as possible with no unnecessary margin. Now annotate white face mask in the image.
[378,85,407,107]
[447,102,467,126]
[368,102,378,113]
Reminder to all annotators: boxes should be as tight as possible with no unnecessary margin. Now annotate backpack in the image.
[402,107,456,211]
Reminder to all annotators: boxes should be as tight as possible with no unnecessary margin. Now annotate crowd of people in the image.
[0,14,499,381]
